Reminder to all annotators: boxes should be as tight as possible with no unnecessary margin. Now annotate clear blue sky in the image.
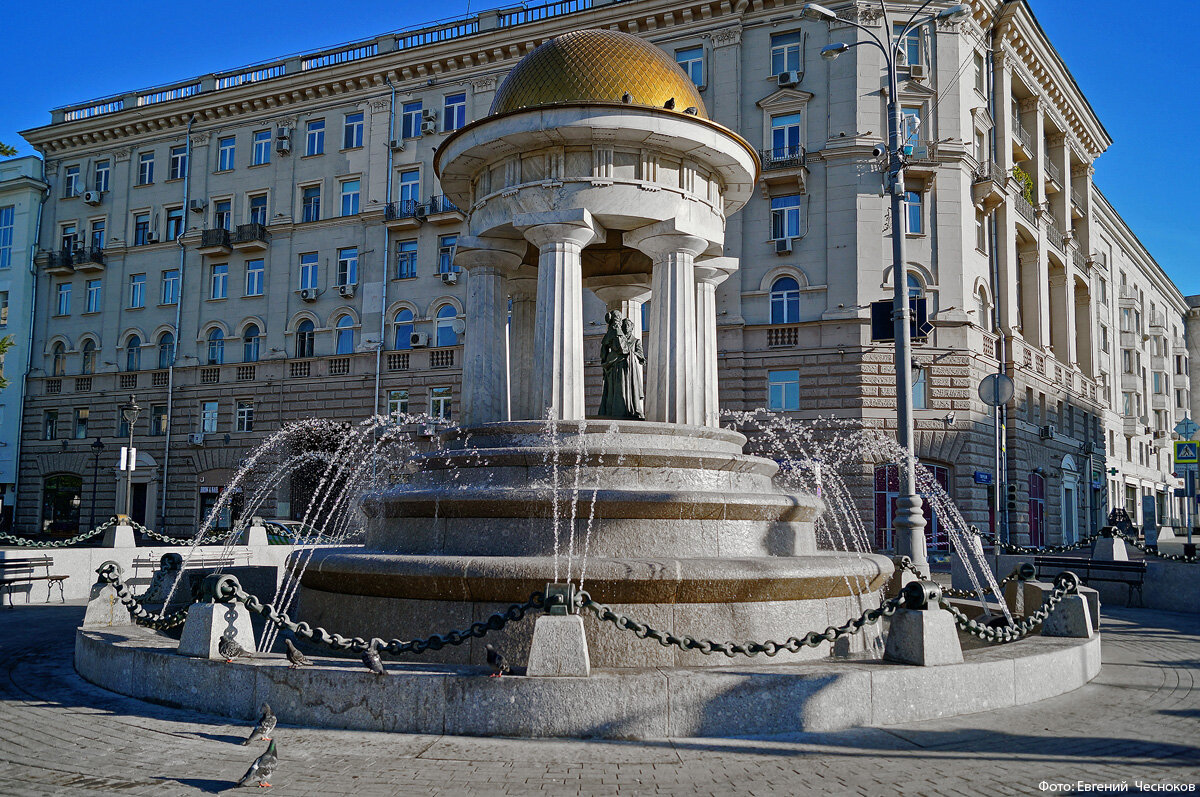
[2,1,1196,294]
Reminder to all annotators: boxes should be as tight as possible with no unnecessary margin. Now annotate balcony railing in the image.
[427,194,460,214]
[49,248,105,268]
[431,349,455,369]
[1071,247,1087,270]
[760,146,806,170]
[200,228,231,248]
[1013,120,1032,152]
[386,353,410,371]
[767,325,799,348]
[1013,193,1038,225]
[973,160,1005,185]
[385,199,421,221]
[233,223,270,246]
[1043,154,1061,184]
[1045,222,1065,251]
[1071,187,1085,209]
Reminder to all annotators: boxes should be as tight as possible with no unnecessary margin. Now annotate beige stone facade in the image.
[16,0,1191,543]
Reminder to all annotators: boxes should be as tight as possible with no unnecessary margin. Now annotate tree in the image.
[0,335,12,390]
[0,142,16,157]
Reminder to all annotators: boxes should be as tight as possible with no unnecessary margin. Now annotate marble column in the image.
[515,210,604,421]
[694,261,732,428]
[589,276,651,330]
[508,269,538,421]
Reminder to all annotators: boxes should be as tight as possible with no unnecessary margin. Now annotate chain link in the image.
[960,523,1199,564]
[130,519,227,546]
[95,562,189,630]
[1111,531,1199,564]
[0,518,116,549]
[895,556,1020,600]
[938,572,1079,643]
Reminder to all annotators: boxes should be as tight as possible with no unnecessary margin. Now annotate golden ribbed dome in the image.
[490,29,708,119]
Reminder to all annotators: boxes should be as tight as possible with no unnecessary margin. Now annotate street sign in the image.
[973,471,992,485]
[1175,416,1200,440]
[1175,441,1199,465]
[978,373,1015,407]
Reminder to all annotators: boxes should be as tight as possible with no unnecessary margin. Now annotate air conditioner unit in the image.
[776,70,802,87]
[338,283,356,298]
[421,108,437,122]
[188,199,207,213]
[1080,442,1099,455]
[1039,424,1056,440]
[188,433,205,446]
[1155,430,1169,439]
[275,138,291,154]
[410,331,430,348]
[389,139,405,151]
[774,237,793,255]
[908,63,928,80]
[276,126,291,139]
[414,203,429,219]
[299,288,319,302]
[440,271,458,285]
[145,231,159,244]
[420,120,438,136]
[82,190,102,206]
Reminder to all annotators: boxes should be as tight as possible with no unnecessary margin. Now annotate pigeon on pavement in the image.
[219,635,251,663]
[243,703,276,746]
[237,740,278,788]
[486,644,510,677]
[361,640,387,676]
[284,639,312,669]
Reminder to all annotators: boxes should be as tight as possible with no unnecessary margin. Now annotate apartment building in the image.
[15,0,1191,545]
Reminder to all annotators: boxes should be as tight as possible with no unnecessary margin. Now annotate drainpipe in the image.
[987,11,1008,543]
[374,79,398,426]
[159,113,195,532]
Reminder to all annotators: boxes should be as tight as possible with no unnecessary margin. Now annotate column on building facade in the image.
[454,236,526,426]
[1022,97,1046,208]
[992,50,1022,340]
[1047,132,1071,239]
[1048,268,1077,367]
[515,210,604,422]
[1074,275,1094,376]
[507,269,538,421]
[589,276,651,331]
[1016,248,1043,348]
[625,222,709,425]
[694,260,733,428]
[1072,162,1095,257]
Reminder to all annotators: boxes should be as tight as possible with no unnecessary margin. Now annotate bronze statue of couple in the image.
[599,309,645,420]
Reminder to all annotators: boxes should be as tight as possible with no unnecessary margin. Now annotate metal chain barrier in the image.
[895,556,1026,600]
[1111,531,1200,563]
[0,518,116,549]
[938,572,1080,643]
[961,523,1199,564]
[95,562,189,630]
[130,520,227,546]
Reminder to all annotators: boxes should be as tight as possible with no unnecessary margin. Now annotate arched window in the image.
[976,287,991,332]
[125,335,141,371]
[295,319,314,359]
[80,340,97,375]
[769,276,800,324]
[335,315,355,355]
[906,273,924,299]
[158,332,174,369]
[243,324,260,363]
[206,328,224,365]
[435,305,458,347]
[393,309,414,350]
[51,343,67,376]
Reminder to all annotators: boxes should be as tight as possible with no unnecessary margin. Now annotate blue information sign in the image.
[973,471,993,485]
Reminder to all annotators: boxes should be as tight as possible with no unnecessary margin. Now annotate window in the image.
[248,193,268,226]
[201,401,219,433]
[443,94,466,132]
[676,46,704,86]
[158,332,174,369]
[206,328,225,364]
[73,408,89,439]
[56,282,71,315]
[1028,472,1046,547]
[299,253,318,290]
[218,137,236,171]
[343,112,364,149]
[51,342,66,376]
[396,240,417,279]
[335,315,355,355]
[894,23,922,69]
[81,339,96,374]
[438,235,458,274]
[974,51,986,95]
[210,264,228,299]
[0,291,6,327]
[435,304,458,347]
[133,213,151,246]
[169,145,187,180]
[907,274,923,300]
[769,113,802,160]
[975,210,986,252]
[340,179,360,216]
[126,335,142,371]
[302,185,321,222]
[243,324,260,362]
[236,400,254,432]
[60,223,78,252]
[1099,276,1108,305]
[245,259,264,296]
[770,32,801,75]
[394,308,414,349]
[161,269,180,304]
[768,370,800,411]
[150,404,168,436]
[90,219,105,251]
[165,206,184,240]
[295,319,315,358]
[874,463,951,549]
[305,119,325,156]
[770,195,802,240]
[430,387,452,420]
[252,130,271,165]
[85,279,102,313]
[137,151,154,185]
[0,206,13,268]
[94,160,110,193]
[901,106,922,150]
[905,191,923,235]
[64,165,81,197]
[388,389,409,418]
[337,247,358,286]
[213,199,231,230]
[912,366,928,409]
[401,101,422,139]
[43,410,58,440]
[770,277,800,324]
[976,288,990,332]
[1100,324,1109,353]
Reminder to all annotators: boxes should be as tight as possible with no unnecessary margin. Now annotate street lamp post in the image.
[804,1,969,577]
[120,395,141,521]
[89,437,105,530]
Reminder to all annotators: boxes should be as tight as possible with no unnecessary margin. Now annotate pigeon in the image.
[664,97,676,110]
[486,644,510,678]
[284,639,312,669]
[243,703,276,746]
[219,635,251,663]
[621,91,633,104]
[361,640,387,676]
[237,740,278,788]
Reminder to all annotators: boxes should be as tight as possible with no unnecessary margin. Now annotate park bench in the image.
[132,553,244,574]
[1033,555,1146,608]
[0,556,69,606]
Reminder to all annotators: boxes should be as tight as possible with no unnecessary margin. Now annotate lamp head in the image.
[936,4,971,21]
[821,42,850,61]
[800,2,838,21]
[120,395,142,425]
[91,437,105,452]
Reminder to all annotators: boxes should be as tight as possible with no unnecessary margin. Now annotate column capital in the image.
[588,274,652,308]
[453,235,527,273]
[514,208,604,249]
[624,218,712,262]
[695,256,738,285]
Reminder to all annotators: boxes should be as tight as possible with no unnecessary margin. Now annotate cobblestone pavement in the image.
[0,603,1197,796]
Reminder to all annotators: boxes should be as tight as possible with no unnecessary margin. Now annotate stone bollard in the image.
[101,517,137,548]
[1018,580,1101,630]
[237,518,269,547]
[527,583,591,677]
[83,562,132,627]
[177,575,255,660]
[883,581,963,666]
[1041,594,1094,638]
[1091,527,1129,561]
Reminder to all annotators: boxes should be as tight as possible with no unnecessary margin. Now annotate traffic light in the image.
[1006,483,1018,513]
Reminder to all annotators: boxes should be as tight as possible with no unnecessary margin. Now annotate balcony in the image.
[1012,119,1033,161]
[1045,220,1066,252]
[1071,247,1088,272]
[971,160,1006,213]
[903,140,938,177]
[760,145,806,171]
[197,228,232,255]
[1120,372,1140,392]
[1122,415,1146,437]
[1176,372,1190,388]
[1149,311,1167,334]
[1152,393,1170,411]
[1118,286,1138,309]
[384,199,422,230]
[426,194,464,225]
[1071,187,1086,218]
[1042,155,1062,192]
[1012,193,1038,228]
[231,223,270,252]
[1119,330,1140,350]
[767,325,799,348]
